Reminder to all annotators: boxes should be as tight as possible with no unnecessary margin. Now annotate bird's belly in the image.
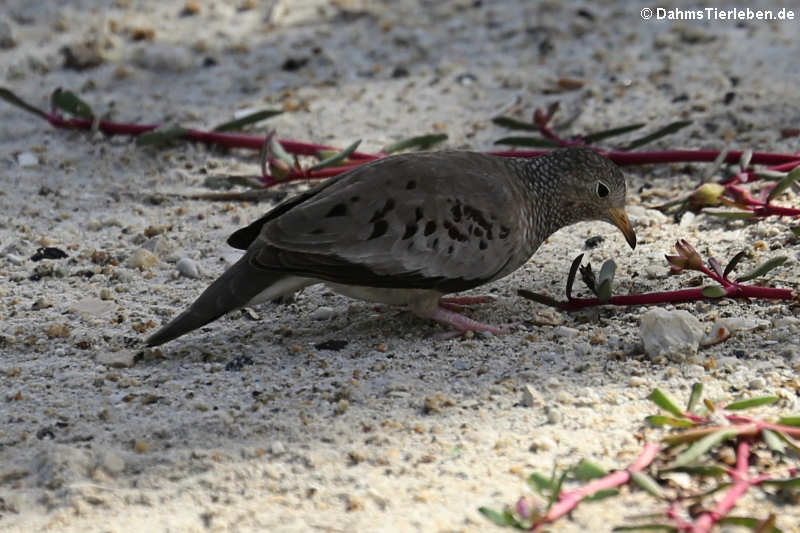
[325,283,441,306]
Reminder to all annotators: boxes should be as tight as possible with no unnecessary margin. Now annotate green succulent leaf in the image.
[687,382,704,413]
[597,260,616,302]
[790,226,800,237]
[136,126,189,146]
[660,464,727,477]
[309,139,361,171]
[623,120,692,150]
[645,415,695,428]
[763,429,786,455]
[478,507,522,528]
[723,251,747,280]
[671,428,739,467]
[725,395,779,410]
[212,109,283,132]
[51,88,94,120]
[526,472,555,494]
[777,415,800,427]
[701,285,727,298]
[566,253,584,299]
[762,477,800,488]
[648,389,684,417]
[583,123,645,143]
[703,210,756,219]
[630,471,665,499]
[383,133,448,154]
[735,256,787,282]
[572,459,608,480]
[718,516,782,533]
[767,166,800,203]
[0,87,49,119]
[493,136,559,148]
[584,489,618,501]
[492,116,541,131]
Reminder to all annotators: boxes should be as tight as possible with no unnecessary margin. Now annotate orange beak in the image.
[608,208,637,249]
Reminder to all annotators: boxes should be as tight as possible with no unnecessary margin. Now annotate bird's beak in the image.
[608,208,637,249]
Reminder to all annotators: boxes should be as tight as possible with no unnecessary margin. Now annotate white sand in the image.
[1,1,799,531]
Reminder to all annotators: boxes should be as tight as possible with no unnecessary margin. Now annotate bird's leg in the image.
[439,295,496,306]
[427,305,509,336]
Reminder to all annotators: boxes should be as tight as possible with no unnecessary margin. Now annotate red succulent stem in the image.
[532,442,661,530]
[44,112,380,160]
[689,439,767,533]
[559,285,795,311]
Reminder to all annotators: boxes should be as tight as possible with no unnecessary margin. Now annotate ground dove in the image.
[146,147,636,345]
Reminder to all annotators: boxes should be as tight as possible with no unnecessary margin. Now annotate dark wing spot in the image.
[325,203,347,217]
[424,221,437,236]
[415,207,424,221]
[311,228,325,235]
[479,240,487,250]
[447,245,454,254]
[447,226,467,242]
[450,204,462,222]
[499,226,510,239]
[473,227,483,237]
[368,220,389,240]
[370,198,396,222]
[402,223,417,239]
[432,238,439,250]
[350,196,360,203]
[406,180,416,190]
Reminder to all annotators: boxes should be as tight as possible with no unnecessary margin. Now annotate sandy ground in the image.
[1,1,800,531]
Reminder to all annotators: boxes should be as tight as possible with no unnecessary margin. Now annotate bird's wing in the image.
[238,152,529,292]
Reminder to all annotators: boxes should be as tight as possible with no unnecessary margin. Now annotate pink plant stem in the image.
[559,285,796,311]
[690,439,765,533]
[44,113,380,160]
[532,442,660,530]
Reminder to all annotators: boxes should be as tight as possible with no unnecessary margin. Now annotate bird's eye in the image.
[596,181,610,198]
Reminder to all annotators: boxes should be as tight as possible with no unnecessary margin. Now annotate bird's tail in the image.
[145,252,306,346]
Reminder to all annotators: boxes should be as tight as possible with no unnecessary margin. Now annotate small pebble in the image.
[176,257,201,278]
[17,152,38,167]
[309,306,336,320]
[749,377,766,390]
[6,253,25,265]
[96,349,138,368]
[520,384,542,407]
[128,249,158,270]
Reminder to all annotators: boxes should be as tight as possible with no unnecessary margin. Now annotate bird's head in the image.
[536,147,636,249]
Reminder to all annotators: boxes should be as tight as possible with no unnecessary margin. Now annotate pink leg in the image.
[415,304,510,337]
[439,295,496,306]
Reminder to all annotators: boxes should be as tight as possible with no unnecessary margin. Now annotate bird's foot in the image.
[424,304,512,339]
[438,295,496,312]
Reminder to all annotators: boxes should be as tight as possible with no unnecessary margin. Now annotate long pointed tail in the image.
[146,252,287,347]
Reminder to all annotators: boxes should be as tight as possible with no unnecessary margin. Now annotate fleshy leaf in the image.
[478,507,521,528]
[762,478,800,488]
[597,260,616,303]
[494,136,559,148]
[383,133,448,154]
[566,253,584,299]
[492,116,541,131]
[791,226,800,237]
[738,149,753,170]
[212,109,283,132]
[648,389,684,417]
[526,472,555,494]
[645,415,695,428]
[584,489,618,501]
[766,166,800,203]
[687,382,703,413]
[0,87,49,119]
[659,465,727,477]
[718,516,781,533]
[136,126,189,146]
[572,459,608,480]
[630,471,664,498]
[671,428,739,467]
[723,251,747,280]
[309,139,361,171]
[623,120,692,150]
[763,429,786,455]
[583,123,645,143]
[735,256,787,282]
[777,415,800,427]
[703,210,756,219]
[51,88,94,119]
[701,285,726,298]
[725,395,779,410]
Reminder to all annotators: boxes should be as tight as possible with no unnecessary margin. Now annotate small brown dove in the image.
[146,147,636,346]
